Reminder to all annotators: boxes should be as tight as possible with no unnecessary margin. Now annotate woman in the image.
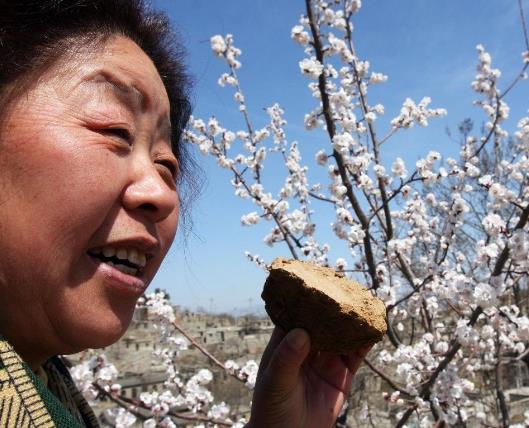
[0,1,369,427]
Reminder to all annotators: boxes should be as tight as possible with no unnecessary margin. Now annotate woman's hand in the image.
[247,327,371,428]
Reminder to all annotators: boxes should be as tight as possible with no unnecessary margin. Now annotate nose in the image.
[122,156,179,223]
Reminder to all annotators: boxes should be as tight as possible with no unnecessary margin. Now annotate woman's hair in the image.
[0,0,199,233]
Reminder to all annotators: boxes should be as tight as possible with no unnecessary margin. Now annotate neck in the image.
[0,330,49,371]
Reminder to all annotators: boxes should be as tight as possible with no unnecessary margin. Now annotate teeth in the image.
[107,261,138,276]
[117,248,128,260]
[116,264,138,276]
[91,245,148,269]
[126,249,147,268]
[129,248,140,265]
[103,247,116,258]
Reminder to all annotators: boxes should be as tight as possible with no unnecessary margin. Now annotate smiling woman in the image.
[0,1,194,426]
[0,1,371,427]
[1,35,180,353]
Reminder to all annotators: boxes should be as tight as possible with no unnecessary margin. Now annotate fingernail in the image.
[287,329,308,352]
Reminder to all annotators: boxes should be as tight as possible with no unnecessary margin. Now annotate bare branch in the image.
[94,383,234,427]
[172,321,245,384]
[494,337,510,427]
[518,0,529,50]
[363,358,413,398]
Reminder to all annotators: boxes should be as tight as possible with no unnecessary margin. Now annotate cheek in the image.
[30,152,118,229]
[0,129,127,263]
[159,205,179,256]
[147,202,179,279]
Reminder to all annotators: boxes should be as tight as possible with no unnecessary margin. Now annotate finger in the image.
[309,351,350,392]
[257,326,285,381]
[339,345,372,394]
[355,343,373,358]
[263,328,311,391]
[342,343,373,373]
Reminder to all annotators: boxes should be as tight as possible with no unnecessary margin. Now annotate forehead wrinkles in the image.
[48,36,169,110]
[99,38,170,109]
[81,71,146,111]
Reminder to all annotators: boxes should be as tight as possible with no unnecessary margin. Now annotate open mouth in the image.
[87,246,147,277]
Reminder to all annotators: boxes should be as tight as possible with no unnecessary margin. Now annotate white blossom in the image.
[369,72,388,84]
[391,157,408,178]
[210,35,226,56]
[299,57,324,79]
[103,408,136,428]
[335,257,347,271]
[390,97,447,128]
[315,149,328,165]
[208,402,231,420]
[241,212,260,226]
[365,111,376,123]
[473,282,497,307]
[291,25,310,45]
[482,213,505,236]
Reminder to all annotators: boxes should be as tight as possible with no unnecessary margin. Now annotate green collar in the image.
[0,336,86,428]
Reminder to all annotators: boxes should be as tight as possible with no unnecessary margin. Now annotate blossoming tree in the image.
[72,0,529,426]
[185,0,529,426]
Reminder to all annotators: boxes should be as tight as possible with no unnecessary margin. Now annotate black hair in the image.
[0,0,199,233]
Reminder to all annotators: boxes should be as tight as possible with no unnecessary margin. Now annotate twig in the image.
[363,358,413,398]
[94,383,233,426]
[366,172,425,223]
[214,146,300,259]
[473,92,501,160]
[494,337,509,427]
[501,62,529,99]
[223,63,260,182]
[172,321,245,385]
[308,191,336,204]
[395,405,417,428]
[93,383,149,421]
[394,306,484,427]
[492,203,529,277]
[344,9,394,241]
[519,0,529,50]
[387,274,433,312]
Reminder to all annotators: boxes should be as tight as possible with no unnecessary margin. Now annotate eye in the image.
[156,158,179,181]
[100,127,133,145]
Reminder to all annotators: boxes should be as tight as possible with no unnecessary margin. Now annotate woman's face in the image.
[0,37,179,362]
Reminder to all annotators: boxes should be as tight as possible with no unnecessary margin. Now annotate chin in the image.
[64,323,129,355]
[59,303,136,354]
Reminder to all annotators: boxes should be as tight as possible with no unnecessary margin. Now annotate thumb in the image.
[263,328,311,391]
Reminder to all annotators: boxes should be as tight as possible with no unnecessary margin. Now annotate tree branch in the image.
[305,0,380,289]
[172,321,246,385]
[93,383,234,426]
[363,358,413,398]
[494,338,509,427]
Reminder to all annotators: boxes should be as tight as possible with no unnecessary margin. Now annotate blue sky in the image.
[149,0,528,313]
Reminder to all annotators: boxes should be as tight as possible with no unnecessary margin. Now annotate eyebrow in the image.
[83,70,146,111]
